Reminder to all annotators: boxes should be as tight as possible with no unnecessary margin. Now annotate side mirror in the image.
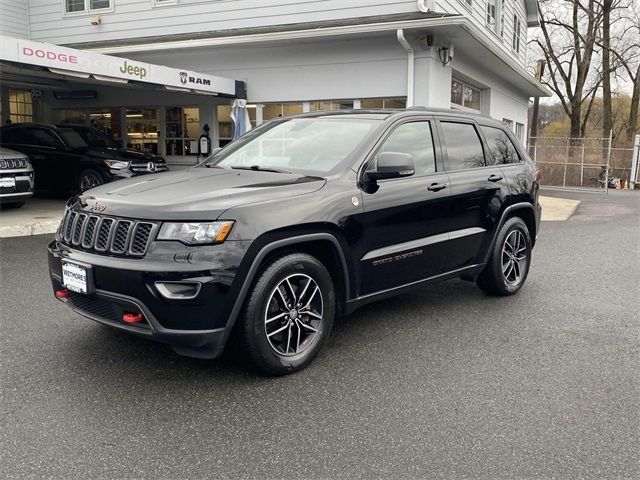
[364,152,415,182]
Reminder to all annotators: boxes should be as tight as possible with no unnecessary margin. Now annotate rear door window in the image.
[480,125,521,165]
[440,121,486,171]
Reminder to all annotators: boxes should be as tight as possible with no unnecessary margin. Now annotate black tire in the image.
[476,216,532,296]
[237,253,336,375]
[77,169,104,192]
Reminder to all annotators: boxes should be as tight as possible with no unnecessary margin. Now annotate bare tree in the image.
[597,0,639,145]
[532,0,604,140]
[601,0,613,146]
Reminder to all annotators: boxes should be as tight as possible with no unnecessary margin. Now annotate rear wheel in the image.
[237,253,335,375]
[77,169,104,192]
[476,216,532,296]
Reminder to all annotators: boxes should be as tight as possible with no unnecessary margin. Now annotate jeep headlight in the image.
[104,159,131,170]
[157,221,234,245]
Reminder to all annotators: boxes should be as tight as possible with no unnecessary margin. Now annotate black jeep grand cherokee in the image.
[48,109,541,375]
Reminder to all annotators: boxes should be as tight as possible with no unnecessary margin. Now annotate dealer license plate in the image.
[62,260,93,294]
[0,177,16,189]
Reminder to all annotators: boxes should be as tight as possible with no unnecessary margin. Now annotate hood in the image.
[0,147,28,160]
[84,146,164,163]
[80,167,326,220]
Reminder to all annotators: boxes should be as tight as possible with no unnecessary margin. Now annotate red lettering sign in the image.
[22,47,78,64]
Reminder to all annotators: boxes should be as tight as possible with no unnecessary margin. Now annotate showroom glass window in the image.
[372,122,436,177]
[166,107,200,156]
[440,122,486,170]
[360,98,407,109]
[480,125,521,165]
[9,90,33,123]
[126,108,159,155]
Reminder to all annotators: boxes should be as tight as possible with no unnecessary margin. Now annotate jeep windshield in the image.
[204,117,380,175]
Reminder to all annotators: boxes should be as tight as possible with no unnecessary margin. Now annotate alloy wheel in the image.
[80,173,101,191]
[264,273,324,356]
[502,230,527,285]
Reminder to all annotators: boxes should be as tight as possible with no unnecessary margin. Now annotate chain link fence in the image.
[529,135,637,192]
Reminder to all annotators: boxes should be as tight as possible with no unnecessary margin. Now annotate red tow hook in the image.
[55,289,70,300]
[123,312,144,324]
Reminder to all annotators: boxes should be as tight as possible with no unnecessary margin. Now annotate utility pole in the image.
[529,59,545,156]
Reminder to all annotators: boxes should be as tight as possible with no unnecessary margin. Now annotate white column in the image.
[256,104,264,126]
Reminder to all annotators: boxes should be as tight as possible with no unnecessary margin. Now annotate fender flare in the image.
[481,202,536,265]
[221,232,350,342]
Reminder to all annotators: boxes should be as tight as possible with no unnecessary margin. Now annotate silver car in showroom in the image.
[0,147,34,208]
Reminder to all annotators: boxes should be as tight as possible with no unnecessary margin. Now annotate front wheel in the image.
[77,169,104,192]
[237,253,336,375]
[476,217,532,296]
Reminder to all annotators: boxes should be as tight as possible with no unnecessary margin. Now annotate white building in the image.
[0,0,548,167]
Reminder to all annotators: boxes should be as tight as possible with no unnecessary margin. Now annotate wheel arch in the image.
[481,202,537,266]
[222,233,350,346]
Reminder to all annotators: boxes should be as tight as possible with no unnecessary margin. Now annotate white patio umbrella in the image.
[230,99,252,140]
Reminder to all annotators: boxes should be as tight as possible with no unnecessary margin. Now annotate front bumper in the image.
[48,238,248,358]
[0,168,34,202]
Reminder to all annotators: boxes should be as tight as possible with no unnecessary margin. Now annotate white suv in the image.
[0,147,34,208]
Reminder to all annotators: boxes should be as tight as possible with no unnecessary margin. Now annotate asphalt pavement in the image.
[1,190,638,479]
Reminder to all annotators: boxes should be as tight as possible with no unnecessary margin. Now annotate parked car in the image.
[0,123,167,194]
[0,147,34,208]
[60,124,167,173]
[48,108,541,375]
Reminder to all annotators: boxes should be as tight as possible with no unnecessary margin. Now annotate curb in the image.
[0,220,60,239]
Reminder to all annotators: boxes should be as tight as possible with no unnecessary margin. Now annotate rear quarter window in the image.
[480,125,522,165]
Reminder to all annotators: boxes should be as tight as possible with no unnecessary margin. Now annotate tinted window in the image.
[480,126,521,165]
[29,128,63,148]
[58,128,88,149]
[0,127,27,144]
[69,126,115,148]
[440,122,485,170]
[375,122,436,177]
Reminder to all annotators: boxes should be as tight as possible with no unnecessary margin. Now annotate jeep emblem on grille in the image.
[90,202,106,213]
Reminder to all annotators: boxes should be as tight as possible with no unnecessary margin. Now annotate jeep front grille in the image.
[60,210,157,257]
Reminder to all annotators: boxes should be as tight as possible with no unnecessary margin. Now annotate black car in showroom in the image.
[48,109,541,375]
[0,123,167,194]
[0,147,34,208]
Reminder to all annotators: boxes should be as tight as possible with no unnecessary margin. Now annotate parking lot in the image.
[1,190,638,479]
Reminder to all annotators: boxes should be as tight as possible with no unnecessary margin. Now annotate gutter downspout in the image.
[396,29,414,108]
[417,0,433,13]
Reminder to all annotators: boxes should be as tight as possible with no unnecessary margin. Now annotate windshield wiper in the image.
[230,165,291,174]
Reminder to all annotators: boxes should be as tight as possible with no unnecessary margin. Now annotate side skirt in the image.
[343,263,484,315]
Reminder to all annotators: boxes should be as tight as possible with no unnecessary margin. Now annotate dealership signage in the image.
[0,34,236,96]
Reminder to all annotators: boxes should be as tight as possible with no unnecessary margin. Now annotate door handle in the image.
[427,182,447,192]
[488,174,503,182]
